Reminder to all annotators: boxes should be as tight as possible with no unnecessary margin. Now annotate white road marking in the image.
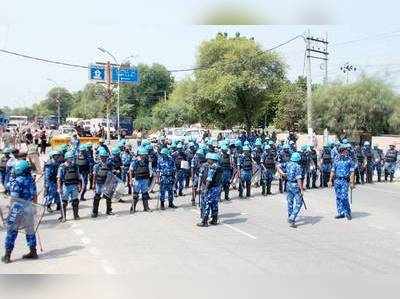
[368,224,385,230]
[89,247,101,256]
[223,223,258,240]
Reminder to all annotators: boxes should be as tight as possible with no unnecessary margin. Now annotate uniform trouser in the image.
[320,163,332,188]
[286,182,303,222]
[185,169,191,187]
[384,162,396,181]
[61,184,80,219]
[374,162,382,182]
[279,177,287,193]
[122,167,131,194]
[365,161,374,183]
[334,178,351,216]
[44,181,61,207]
[200,186,220,221]
[5,230,36,252]
[239,171,252,197]
[261,169,274,195]
[306,169,317,188]
[92,192,112,215]
[355,163,365,184]
[175,170,186,194]
[80,172,89,200]
[159,180,174,203]
[221,169,232,200]
[132,179,150,211]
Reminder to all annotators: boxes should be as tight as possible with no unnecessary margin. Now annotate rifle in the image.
[300,193,307,210]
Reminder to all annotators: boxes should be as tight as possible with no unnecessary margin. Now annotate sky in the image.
[0,0,400,108]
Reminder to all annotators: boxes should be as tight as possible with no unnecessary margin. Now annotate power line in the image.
[0,48,88,69]
[330,30,400,47]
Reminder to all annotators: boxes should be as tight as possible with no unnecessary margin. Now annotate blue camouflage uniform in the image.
[5,156,17,194]
[129,156,151,212]
[4,174,37,252]
[331,154,355,218]
[277,148,291,193]
[220,151,233,200]
[320,146,333,187]
[76,147,92,201]
[157,154,176,205]
[43,158,60,207]
[92,159,114,216]
[285,161,303,223]
[260,149,276,195]
[0,153,10,189]
[57,159,81,220]
[121,150,132,193]
[200,162,222,224]
[173,149,188,196]
[384,147,398,182]
[237,152,253,197]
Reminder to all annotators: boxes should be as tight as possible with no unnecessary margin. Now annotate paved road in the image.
[0,179,399,275]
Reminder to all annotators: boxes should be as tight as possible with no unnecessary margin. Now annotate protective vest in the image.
[242,155,253,171]
[281,151,291,163]
[263,153,275,169]
[76,152,88,167]
[175,151,185,169]
[364,148,373,161]
[386,150,397,163]
[208,166,223,188]
[253,149,262,164]
[135,161,150,179]
[309,149,318,162]
[221,153,231,170]
[322,149,332,163]
[63,165,79,185]
[0,156,9,171]
[300,152,308,167]
[96,163,110,184]
[356,150,364,163]
[112,156,122,171]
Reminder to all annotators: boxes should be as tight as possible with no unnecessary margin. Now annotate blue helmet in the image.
[255,139,262,146]
[64,151,74,160]
[196,149,205,156]
[14,160,30,176]
[235,140,242,147]
[99,148,109,157]
[264,144,271,150]
[291,152,301,162]
[364,141,370,146]
[79,144,87,151]
[244,141,250,146]
[3,147,12,154]
[176,143,183,149]
[342,138,348,144]
[206,152,220,161]
[137,147,148,156]
[111,147,121,155]
[221,144,229,151]
[49,150,61,158]
[283,144,290,149]
[268,140,274,145]
[160,148,170,155]
[141,139,150,146]
[243,145,251,151]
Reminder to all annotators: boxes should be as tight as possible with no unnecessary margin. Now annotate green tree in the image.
[152,78,198,128]
[192,32,286,131]
[70,84,107,118]
[312,76,396,135]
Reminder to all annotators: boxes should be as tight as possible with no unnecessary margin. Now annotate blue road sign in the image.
[111,67,140,84]
[89,64,106,81]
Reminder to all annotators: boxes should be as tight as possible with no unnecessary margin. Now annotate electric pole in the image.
[305,30,329,134]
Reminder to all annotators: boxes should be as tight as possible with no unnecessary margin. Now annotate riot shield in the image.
[0,197,45,234]
[103,173,127,201]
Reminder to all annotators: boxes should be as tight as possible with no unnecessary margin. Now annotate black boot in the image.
[197,217,208,227]
[261,184,266,195]
[58,202,67,222]
[106,197,114,215]
[72,201,80,220]
[22,247,38,259]
[246,182,251,198]
[178,190,183,196]
[92,194,100,218]
[160,201,165,210]
[130,195,139,214]
[1,250,11,263]
[143,194,151,212]
[266,184,272,195]
[209,215,218,225]
[56,202,61,211]
[168,201,177,209]
[47,204,53,213]
[224,189,230,201]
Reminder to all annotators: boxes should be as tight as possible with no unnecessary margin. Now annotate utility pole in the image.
[340,63,357,84]
[305,30,329,134]
[106,61,111,142]
[164,90,167,102]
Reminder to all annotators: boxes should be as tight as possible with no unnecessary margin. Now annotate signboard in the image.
[111,67,140,84]
[89,64,106,82]
[89,64,139,85]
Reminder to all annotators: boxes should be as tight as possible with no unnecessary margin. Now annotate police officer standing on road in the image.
[197,153,222,227]
[2,160,38,263]
[156,147,177,210]
[260,144,276,196]
[57,151,82,221]
[320,144,332,188]
[307,145,318,189]
[277,152,304,228]
[44,150,62,213]
[384,144,398,182]
[237,145,253,198]
[220,144,233,201]
[76,144,92,201]
[129,147,152,213]
[91,148,114,217]
[0,148,11,190]
[328,144,355,221]
[362,141,374,183]
[373,145,384,182]
[191,148,206,206]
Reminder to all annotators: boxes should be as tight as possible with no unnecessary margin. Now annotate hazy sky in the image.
[0,0,399,108]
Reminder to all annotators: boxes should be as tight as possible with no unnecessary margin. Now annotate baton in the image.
[350,187,353,204]
[301,194,307,210]
[37,231,44,252]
